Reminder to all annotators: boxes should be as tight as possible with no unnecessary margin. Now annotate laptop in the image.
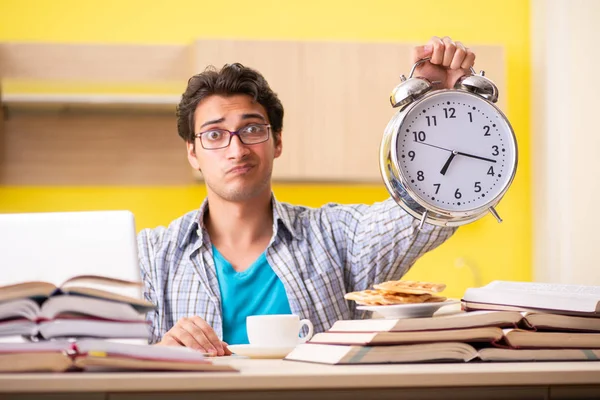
[0,210,142,298]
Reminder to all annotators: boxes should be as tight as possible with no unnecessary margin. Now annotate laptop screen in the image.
[0,210,142,298]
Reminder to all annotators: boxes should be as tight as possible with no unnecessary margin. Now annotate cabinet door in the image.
[194,40,505,182]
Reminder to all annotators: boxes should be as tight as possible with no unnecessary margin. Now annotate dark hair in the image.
[176,63,284,145]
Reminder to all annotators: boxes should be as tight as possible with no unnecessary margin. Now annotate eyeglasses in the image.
[194,123,271,150]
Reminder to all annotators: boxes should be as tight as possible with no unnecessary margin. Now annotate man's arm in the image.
[137,227,231,356]
[343,198,456,293]
[318,198,455,294]
[338,36,473,292]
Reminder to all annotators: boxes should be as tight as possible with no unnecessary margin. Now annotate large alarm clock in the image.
[380,58,518,228]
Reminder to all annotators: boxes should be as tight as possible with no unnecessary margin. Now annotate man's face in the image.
[187,94,282,202]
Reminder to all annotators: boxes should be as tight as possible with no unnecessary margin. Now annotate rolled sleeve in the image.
[328,198,457,293]
[137,228,164,344]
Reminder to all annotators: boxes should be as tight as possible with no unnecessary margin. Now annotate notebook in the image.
[0,210,141,299]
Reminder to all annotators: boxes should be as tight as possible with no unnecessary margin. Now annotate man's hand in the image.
[155,316,232,356]
[411,36,476,89]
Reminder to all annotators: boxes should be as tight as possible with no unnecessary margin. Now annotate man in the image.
[139,36,475,356]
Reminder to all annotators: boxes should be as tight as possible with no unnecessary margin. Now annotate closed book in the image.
[0,339,237,373]
[310,327,503,346]
[462,281,600,316]
[285,342,600,365]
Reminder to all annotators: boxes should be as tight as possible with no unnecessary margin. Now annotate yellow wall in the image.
[0,0,531,298]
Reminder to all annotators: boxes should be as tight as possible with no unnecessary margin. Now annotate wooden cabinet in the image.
[0,41,504,185]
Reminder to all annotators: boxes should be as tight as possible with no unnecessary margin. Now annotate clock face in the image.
[395,91,517,213]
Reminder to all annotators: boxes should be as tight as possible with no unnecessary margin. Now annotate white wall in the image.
[532,0,600,284]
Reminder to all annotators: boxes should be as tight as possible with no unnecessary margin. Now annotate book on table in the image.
[284,310,600,365]
[284,342,600,365]
[462,281,600,316]
[0,339,237,372]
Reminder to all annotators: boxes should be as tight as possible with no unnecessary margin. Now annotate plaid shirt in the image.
[138,196,455,343]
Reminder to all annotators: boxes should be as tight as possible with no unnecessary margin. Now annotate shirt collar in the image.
[178,194,302,250]
[271,195,303,241]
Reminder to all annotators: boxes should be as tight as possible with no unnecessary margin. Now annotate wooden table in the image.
[1,358,600,399]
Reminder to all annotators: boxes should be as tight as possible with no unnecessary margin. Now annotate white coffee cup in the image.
[246,314,314,347]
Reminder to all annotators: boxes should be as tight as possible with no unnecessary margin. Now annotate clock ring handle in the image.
[408,57,477,79]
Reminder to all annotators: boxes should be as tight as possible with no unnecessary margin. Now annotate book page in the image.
[60,275,144,302]
[60,286,154,309]
[60,275,142,288]
[41,295,146,320]
[77,355,236,371]
[488,281,600,297]
[0,281,57,303]
[75,339,207,362]
[0,298,41,320]
[464,281,600,314]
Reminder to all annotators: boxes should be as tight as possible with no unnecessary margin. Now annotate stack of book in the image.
[286,281,600,365]
[0,275,153,342]
[0,275,236,372]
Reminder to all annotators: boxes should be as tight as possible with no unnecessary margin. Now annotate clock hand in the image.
[440,151,458,175]
[413,141,452,152]
[413,141,498,163]
[455,151,497,163]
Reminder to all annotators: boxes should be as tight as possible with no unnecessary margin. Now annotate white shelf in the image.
[2,93,180,106]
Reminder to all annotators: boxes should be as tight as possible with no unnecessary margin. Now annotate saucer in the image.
[356,299,460,319]
[227,344,296,359]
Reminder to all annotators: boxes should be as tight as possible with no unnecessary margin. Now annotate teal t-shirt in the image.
[213,245,292,345]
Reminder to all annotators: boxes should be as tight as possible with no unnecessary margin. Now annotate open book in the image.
[327,311,600,333]
[328,311,522,332]
[0,275,154,323]
[0,275,153,308]
[0,318,150,340]
[503,328,600,349]
[285,342,600,365]
[0,340,237,372]
[462,281,600,316]
[311,325,600,349]
[310,327,504,346]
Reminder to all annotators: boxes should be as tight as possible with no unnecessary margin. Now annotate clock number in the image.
[426,116,437,126]
[433,183,441,194]
[468,112,473,123]
[408,150,416,161]
[483,125,491,136]
[454,188,462,199]
[412,131,426,142]
[474,182,482,192]
[443,108,456,119]
[492,145,499,156]
[487,166,495,176]
[417,171,425,181]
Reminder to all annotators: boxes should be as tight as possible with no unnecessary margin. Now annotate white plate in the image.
[356,299,460,319]
[227,344,296,359]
